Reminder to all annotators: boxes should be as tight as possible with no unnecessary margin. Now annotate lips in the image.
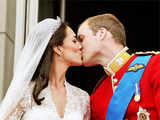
[81,55,83,61]
[78,51,82,60]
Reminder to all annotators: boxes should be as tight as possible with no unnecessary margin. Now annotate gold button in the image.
[113,78,118,84]
[113,86,117,92]
[134,94,140,102]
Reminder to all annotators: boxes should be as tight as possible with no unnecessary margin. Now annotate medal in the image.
[135,83,140,102]
[137,107,150,120]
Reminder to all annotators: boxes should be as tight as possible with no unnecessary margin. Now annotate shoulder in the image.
[67,83,90,114]
[135,51,160,56]
[135,51,160,80]
[22,82,35,106]
[136,51,160,88]
[67,82,90,99]
[135,51,160,64]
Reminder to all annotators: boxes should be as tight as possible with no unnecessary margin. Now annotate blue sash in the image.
[105,55,152,120]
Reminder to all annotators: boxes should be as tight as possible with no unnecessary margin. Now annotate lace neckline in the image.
[46,80,70,119]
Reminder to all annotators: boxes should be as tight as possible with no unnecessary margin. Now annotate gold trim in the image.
[104,47,132,75]
[136,51,160,55]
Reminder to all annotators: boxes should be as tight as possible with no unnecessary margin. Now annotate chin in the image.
[82,59,97,67]
[82,61,94,67]
[83,62,95,67]
[82,58,89,66]
[71,60,83,66]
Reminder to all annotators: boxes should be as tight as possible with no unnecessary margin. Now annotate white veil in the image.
[0,17,61,119]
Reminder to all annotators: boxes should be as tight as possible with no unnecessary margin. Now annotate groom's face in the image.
[78,22,100,66]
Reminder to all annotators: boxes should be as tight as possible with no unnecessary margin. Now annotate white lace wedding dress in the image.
[8,81,90,120]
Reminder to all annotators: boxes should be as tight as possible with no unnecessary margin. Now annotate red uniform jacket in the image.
[91,54,160,120]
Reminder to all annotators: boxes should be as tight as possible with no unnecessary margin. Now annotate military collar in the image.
[103,47,132,76]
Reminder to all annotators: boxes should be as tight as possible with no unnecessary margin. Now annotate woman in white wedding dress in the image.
[0,17,90,120]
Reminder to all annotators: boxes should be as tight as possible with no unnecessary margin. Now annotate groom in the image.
[78,13,160,120]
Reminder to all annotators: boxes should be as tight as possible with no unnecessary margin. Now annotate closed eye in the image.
[72,39,77,43]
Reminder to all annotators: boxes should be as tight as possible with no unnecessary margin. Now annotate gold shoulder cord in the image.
[135,51,160,55]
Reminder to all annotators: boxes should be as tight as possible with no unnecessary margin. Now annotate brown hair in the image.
[31,23,67,105]
[84,13,126,46]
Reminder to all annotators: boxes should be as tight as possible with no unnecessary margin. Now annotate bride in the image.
[0,17,90,120]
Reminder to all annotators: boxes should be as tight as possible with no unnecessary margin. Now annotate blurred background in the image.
[0,0,159,100]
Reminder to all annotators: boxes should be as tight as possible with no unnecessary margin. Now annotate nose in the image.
[77,41,82,49]
[78,44,82,49]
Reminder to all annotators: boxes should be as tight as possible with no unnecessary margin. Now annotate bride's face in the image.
[61,26,82,66]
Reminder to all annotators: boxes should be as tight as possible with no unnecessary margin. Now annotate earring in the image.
[60,50,64,57]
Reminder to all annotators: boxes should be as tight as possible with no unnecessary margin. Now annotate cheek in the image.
[62,47,82,65]
[64,46,79,53]
[62,46,80,60]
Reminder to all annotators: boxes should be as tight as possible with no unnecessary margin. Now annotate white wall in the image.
[0,0,16,101]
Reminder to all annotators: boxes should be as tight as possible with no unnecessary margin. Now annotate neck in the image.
[49,55,69,89]
[98,44,124,66]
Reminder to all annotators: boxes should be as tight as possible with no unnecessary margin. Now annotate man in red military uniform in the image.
[78,13,160,120]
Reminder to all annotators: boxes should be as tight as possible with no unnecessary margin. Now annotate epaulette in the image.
[135,51,160,56]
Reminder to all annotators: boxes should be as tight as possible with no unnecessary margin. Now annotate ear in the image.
[53,46,63,56]
[96,27,107,40]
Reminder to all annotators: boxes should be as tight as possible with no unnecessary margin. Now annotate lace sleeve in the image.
[83,93,91,120]
[5,87,33,120]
